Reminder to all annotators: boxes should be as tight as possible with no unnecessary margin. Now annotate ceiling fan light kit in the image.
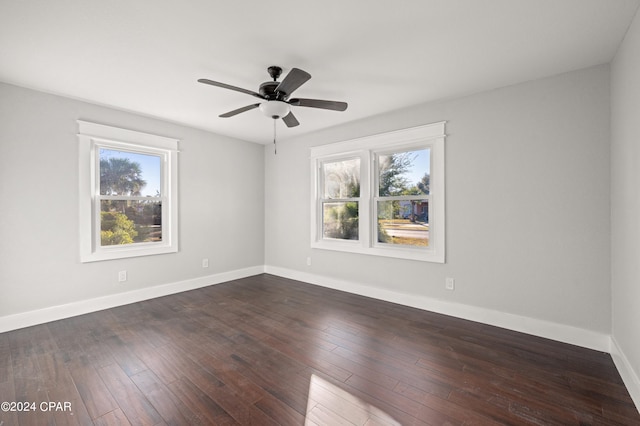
[259,100,290,119]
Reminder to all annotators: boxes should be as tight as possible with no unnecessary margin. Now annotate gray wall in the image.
[0,82,265,317]
[612,6,640,394]
[265,65,611,334]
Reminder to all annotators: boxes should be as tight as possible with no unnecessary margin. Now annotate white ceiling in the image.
[0,0,638,144]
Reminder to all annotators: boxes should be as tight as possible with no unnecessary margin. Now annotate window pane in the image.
[323,202,359,240]
[100,148,162,197]
[377,200,429,247]
[323,158,360,198]
[100,200,162,246]
[378,148,430,196]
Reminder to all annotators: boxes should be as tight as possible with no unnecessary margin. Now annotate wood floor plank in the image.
[188,346,272,405]
[0,380,19,426]
[37,350,93,426]
[0,332,12,384]
[97,363,163,425]
[167,377,238,425]
[1,273,638,425]
[67,354,119,421]
[152,342,280,425]
[252,393,306,425]
[93,408,132,426]
[129,369,198,425]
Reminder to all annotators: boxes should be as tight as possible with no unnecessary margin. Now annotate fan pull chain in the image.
[273,119,277,155]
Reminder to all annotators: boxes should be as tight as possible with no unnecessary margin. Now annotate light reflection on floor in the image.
[305,374,401,426]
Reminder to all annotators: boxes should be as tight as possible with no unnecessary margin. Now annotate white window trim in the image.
[310,122,446,263]
[78,121,179,262]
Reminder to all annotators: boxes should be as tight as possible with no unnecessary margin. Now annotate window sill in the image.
[80,243,178,263]
[311,240,444,263]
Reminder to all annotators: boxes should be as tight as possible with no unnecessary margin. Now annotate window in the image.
[375,147,431,248]
[310,122,445,262]
[78,121,179,262]
[321,157,360,241]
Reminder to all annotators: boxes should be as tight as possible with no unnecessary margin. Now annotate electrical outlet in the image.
[202,258,209,268]
[118,270,127,282]
[306,257,312,266]
[445,277,455,291]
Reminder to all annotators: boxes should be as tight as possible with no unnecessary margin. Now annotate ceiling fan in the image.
[197,66,348,128]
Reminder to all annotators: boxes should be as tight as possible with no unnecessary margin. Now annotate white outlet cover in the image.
[445,277,455,290]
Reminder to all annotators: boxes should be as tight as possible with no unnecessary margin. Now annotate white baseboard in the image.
[0,265,265,333]
[0,264,612,353]
[264,265,611,353]
[611,337,640,411]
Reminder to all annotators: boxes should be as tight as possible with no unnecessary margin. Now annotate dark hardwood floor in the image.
[1,273,638,425]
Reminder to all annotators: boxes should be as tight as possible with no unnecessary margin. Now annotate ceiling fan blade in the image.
[198,79,263,99]
[219,103,261,118]
[289,98,348,111]
[275,68,311,97]
[282,111,300,128]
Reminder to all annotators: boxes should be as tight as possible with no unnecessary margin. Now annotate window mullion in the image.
[321,197,359,203]
[360,151,371,248]
[375,195,430,202]
[99,195,163,202]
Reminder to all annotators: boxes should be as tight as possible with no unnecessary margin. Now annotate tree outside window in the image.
[98,148,163,246]
[376,148,430,247]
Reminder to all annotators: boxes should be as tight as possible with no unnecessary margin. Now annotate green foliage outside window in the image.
[324,202,359,240]
[101,211,138,245]
[99,153,162,246]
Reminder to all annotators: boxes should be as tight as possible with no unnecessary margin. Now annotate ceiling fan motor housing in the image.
[259,81,280,100]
